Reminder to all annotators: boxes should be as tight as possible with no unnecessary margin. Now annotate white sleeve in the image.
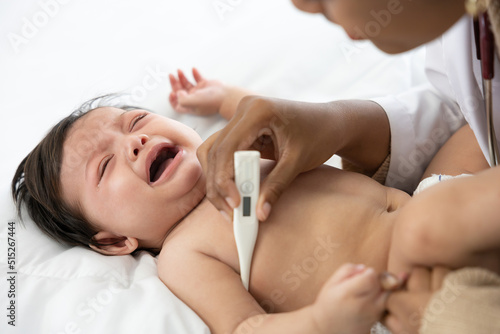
[371,83,465,193]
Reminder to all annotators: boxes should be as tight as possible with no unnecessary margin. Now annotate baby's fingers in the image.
[178,69,195,90]
[169,91,178,109]
[346,268,390,315]
[343,267,382,297]
[192,67,204,83]
[327,263,367,286]
[169,74,182,92]
[173,91,195,114]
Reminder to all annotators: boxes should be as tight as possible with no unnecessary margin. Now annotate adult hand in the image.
[384,266,451,334]
[197,96,345,221]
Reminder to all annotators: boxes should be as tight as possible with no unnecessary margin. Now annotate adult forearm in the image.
[223,96,390,171]
[333,100,391,173]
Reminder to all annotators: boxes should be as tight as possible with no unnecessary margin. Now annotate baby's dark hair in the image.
[11,95,145,252]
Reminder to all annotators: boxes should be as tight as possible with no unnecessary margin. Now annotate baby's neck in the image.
[160,196,218,247]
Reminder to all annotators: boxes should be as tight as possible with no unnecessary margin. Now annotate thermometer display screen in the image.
[243,197,251,217]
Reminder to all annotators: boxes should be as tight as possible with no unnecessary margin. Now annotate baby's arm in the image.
[311,263,389,334]
[159,243,387,334]
[169,68,252,120]
[422,124,489,178]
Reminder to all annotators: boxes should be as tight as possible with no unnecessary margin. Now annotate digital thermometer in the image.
[233,151,260,290]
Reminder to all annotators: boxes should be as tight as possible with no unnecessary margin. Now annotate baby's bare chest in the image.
[177,167,396,311]
[248,170,395,310]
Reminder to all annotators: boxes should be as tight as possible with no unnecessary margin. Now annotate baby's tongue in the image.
[153,158,174,182]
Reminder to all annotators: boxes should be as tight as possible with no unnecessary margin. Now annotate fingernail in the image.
[219,210,232,223]
[379,272,400,290]
[398,272,409,281]
[225,197,236,209]
[355,264,366,271]
[364,267,375,275]
[258,202,271,221]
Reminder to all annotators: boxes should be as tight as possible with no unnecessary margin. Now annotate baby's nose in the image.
[128,134,149,160]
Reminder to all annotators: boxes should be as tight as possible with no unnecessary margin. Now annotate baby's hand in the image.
[169,68,227,116]
[311,263,389,334]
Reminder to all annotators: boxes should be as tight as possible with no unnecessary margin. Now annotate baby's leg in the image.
[388,168,500,275]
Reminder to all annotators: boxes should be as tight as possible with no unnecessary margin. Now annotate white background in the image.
[0,1,425,333]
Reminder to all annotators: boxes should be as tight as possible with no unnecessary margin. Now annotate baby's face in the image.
[60,107,206,248]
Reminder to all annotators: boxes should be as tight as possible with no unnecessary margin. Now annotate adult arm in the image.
[371,81,465,192]
[169,70,390,220]
[197,70,466,219]
[422,124,489,178]
[197,96,391,220]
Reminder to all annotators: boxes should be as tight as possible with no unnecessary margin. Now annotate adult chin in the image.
[370,37,422,55]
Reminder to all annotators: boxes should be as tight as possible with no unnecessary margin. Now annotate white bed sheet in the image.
[0,0,426,333]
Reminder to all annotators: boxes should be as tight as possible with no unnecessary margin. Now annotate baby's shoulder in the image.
[157,203,238,279]
[156,222,210,288]
[157,223,193,270]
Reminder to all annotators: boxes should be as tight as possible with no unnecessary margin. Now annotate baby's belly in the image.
[247,167,398,312]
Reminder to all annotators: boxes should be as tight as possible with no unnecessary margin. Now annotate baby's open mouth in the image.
[149,146,180,183]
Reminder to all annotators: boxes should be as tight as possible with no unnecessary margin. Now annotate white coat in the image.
[372,15,500,193]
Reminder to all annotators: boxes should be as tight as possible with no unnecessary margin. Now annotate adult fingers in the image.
[386,291,430,334]
[199,96,300,220]
[431,266,451,291]
[386,293,416,333]
[386,292,414,316]
[407,267,431,292]
[197,129,241,218]
[383,314,404,334]
[256,152,302,221]
[199,100,264,211]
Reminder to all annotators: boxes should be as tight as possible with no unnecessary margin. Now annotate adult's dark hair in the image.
[11,95,146,251]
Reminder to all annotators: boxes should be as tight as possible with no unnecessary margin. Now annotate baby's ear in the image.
[89,231,138,256]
